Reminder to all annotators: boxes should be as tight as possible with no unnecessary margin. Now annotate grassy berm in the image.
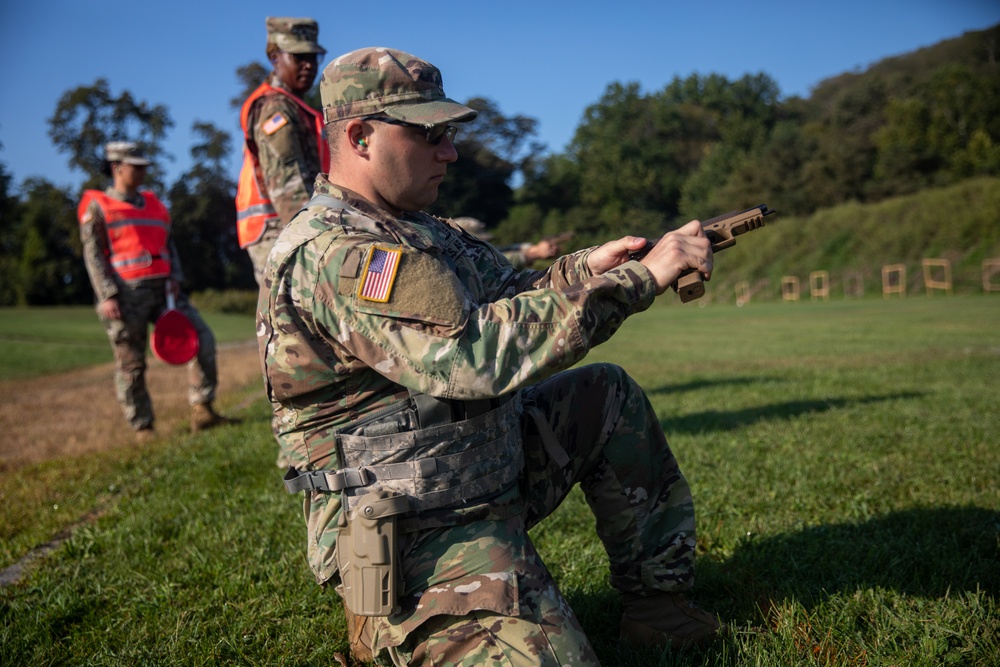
[697,175,1000,303]
[1,294,997,665]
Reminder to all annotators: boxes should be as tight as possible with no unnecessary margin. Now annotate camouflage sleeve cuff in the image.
[598,260,658,313]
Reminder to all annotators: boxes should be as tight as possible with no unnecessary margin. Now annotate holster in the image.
[336,490,409,617]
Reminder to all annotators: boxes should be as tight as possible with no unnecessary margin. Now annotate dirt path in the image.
[0,341,264,470]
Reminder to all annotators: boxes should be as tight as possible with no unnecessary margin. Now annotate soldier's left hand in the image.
[587,236,651,275]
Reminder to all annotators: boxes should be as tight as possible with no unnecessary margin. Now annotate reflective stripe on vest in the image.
[235,152,278,247]
[79,190,172,281]
[235,81,329,248]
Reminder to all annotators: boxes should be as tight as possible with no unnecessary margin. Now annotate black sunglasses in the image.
[362,116,458,145]
[280,51,321,65]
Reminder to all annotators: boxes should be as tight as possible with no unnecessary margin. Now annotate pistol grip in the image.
[675,271,705,302]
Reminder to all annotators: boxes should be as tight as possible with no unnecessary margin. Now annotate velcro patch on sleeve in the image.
[353,246,469,332]
[262,113,288,135]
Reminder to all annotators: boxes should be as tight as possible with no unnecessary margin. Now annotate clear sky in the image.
[1,0,998,192]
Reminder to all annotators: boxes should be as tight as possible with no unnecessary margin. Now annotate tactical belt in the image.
[284,459,436,494]
[283,392,523,526]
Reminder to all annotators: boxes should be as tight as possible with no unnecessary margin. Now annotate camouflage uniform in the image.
[80,188,218,430]
[258,177,698,664]
[452,218,535,269]
[241,17,327,284]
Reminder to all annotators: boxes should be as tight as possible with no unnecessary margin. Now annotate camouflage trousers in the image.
[246,222,283,286]
[99,279,218,430]
[377,362,697,666]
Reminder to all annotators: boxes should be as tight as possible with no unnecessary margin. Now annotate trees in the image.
[515,72,783,241]
[10,178,89,305]
[874,64,1000,192]
[0,156,23,305]
[512,24,1000,228]
[168,122,254,291]
[428,97,541,225]
[48,79,173,193]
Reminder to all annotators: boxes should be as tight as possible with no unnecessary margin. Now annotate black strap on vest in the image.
[283,466,372,494]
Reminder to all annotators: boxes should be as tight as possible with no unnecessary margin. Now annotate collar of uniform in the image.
[106,186,146,208]
[317,177,435,250]
[267,73,295,94]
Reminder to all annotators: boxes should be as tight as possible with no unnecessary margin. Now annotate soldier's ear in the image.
[345,120,368,154]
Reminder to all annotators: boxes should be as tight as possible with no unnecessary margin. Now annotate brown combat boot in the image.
[620,592,723,649]
[190,403,233,433]
[342,602,374,664]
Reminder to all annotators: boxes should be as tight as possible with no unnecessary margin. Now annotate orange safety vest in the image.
[78,190,172,281]
[235,82,329,248]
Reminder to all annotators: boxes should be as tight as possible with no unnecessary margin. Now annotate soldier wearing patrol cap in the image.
[259,47,722,665]
[236,16,329,285]
[78,142,230,439]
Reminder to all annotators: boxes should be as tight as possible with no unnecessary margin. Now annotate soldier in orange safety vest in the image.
[236,16,329,284]
[78,142,231,441]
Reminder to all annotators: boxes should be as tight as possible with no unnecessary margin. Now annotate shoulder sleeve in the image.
[307,234,655,400]
[252,95,319,225]
[77,194,119,302]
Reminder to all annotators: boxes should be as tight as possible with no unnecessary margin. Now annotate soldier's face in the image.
[115,163,147,189]
[368,121,459,213]
[274,51,319,96]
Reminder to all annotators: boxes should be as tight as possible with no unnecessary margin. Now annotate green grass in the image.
[0,306,256,380]
[2,296,998,666]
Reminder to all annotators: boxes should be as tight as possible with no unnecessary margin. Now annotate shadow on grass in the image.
[559,506,998,665]
[661,391,924,435]
[703,506,1000,621]
[648,376,771,393]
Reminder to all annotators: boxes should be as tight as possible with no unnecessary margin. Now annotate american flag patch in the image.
[358,246,401,302]
[262,113,288,135]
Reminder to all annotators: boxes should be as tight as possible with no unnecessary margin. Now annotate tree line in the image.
[1,24,997,306]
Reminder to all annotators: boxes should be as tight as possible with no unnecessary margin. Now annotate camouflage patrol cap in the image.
[266,17,326,55]
[453,217,493,241]
[320,47,477,126]
[105,142,150,166]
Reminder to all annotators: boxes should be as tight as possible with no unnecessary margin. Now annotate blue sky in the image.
[1,0,998,192]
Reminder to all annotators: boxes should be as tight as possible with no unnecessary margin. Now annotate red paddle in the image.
[151,290,199,365]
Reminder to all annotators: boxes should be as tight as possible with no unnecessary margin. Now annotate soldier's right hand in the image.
[99,297,121,321]
[639,220,713,296]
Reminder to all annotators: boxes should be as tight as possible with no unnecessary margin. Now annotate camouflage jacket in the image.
[78,187,183,303]
[257,175,657,643]
[244,74,323,229]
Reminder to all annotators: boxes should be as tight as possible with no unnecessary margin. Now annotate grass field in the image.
[0,306,258,381]
[1,296,998,666]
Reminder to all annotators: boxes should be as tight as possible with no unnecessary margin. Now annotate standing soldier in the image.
[78,142,230,440]
[260,48,722,665]
[236,16,329,285]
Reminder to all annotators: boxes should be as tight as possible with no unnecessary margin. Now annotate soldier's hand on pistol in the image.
[639,220,713,296]
[587,235,652,275]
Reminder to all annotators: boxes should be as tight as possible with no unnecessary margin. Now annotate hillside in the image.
[807,24,999,105]
[703,176,1000,302]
